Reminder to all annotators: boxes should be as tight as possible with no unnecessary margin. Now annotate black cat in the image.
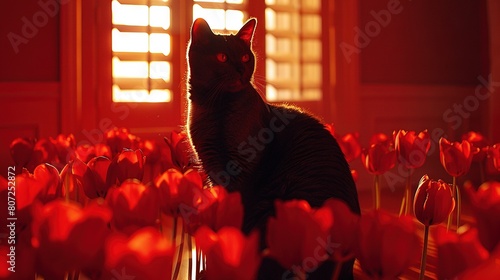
[186,18,360,279]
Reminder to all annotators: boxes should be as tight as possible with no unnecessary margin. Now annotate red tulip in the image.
[154,168,203,216]
[465,181,500,252]
[322,198,359,261]
[31,199,111,279]
[361,142,396,175]
[82,156,112,198]
[51,133,76,164]
[140,139,162,165]
[102,227,173,280]
[369,132,393,147]
[5,164,61,229]
[394,129,431,169]
[31,138,59,170]
[356,210,420,279]
[106,180,160,234]
[75,144,96,163]
[337,132,361,162]
[105,127,138,156]
[9,137,35,170]
[60,159,89,204]
[439,138,475,177]
[164,130,193,171]
[489,144,500,172]
[433,225,489,279]
[95,143,113,158]
[195,226,261,280]
[183,186,243,233]
[266,200,333,275]
[414,175,455,226]
[106,148,145,186]
[461,131,489,162]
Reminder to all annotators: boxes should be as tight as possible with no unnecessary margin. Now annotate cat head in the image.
[188,18,257,100]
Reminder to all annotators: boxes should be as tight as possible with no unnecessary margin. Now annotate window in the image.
[193,0,247,32]
[265,0,322,101]
[111,0,172,102]
[110,0,323,104]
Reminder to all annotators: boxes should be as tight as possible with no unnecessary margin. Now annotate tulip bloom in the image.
[51,133,76,164]
[433,225,489,280]
[461,131,489,162]
[106,180,160,234]
[266,200,333,277]
[356,210,420,279]
[489,144,500,172]
[9,137,34,170]
[361,143,396,175]
[195,226,261,280]
[31,199,111,279]
[164,131,193,171]
[106,148,145,186]
[322,198,359,261]
[30,138,60,171]
[369,132,392,147]
[82,156,112,198]
[465,181,500,252]
[8,164,61,229]
[183,186,243,233]
[439,138,475,177]
[337,132,361,163]
[154,168,203,216]
[103,227,174,280]
[105,127,138,156]
[414,175,455,226]
[394,129,431,169]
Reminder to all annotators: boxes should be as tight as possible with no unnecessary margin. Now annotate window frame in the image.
[65,0,335,139]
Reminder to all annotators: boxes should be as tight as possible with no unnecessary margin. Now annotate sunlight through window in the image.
[111,0,171,103]
[193,1,246,31]
[265,0,322,101]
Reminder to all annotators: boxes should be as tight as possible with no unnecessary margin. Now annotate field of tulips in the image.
[1,126,500,279]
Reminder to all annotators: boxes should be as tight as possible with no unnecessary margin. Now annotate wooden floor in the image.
[353,186,475,280]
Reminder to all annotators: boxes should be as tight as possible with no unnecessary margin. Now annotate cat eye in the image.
[242,54,250,62]
[216,53,227,63]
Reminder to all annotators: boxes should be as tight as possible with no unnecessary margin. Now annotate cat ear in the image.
[191,18,214,45]
[237,18,257,45]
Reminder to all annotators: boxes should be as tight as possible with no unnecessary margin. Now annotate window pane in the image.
[150,33,171,55]
[113,85,171,102]
[150,6,170,29]
[113,57,149,78]
[112,29,149,53]
[112,1,148,26]
[150,61,170,81]
[226,10,244,30]
[194,0,225,2]
[193,5,226,30]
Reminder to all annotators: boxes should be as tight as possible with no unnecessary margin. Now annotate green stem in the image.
[446,176,456,231]
[373,175,381,210]
[456,182,462,232]
[398,196,406,216]
[405,171,412,215]
[418,225,430,280]
[187,233,193,280]
[172,216,184,280]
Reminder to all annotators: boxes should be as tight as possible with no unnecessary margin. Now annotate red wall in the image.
[0,0,60,81]
[359,0,489,85]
